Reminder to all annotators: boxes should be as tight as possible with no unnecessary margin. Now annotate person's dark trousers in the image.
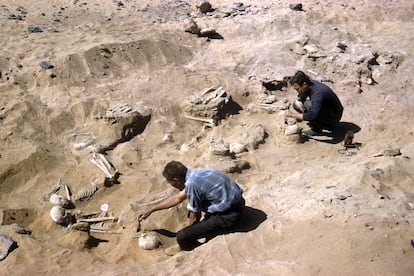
[293,100,342,131]
[309,107,343,131]
[176,198,245,250]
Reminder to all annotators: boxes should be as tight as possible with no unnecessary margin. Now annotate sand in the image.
[0,0,414,275]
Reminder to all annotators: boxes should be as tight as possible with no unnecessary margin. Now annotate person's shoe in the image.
[302,129,322,137]
[164,244,181,256]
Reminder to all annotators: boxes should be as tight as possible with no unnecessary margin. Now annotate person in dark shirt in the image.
[285,70,344,136]
[137,160,245,255]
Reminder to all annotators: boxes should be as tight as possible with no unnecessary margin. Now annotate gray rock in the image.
[0,232,16,261]
[289,3,303,11]
[27,26,43,33]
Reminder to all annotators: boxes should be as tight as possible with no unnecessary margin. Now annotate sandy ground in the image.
[1,0,414,275]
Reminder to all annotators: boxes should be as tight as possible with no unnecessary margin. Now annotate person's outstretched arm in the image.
[137,190,187,221]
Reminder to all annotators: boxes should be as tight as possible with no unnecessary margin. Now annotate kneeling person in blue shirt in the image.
[137,160,245,254]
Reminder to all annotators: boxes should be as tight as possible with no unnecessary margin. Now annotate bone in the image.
[49,194,70,208]
[89,153,115,178]
[72,180,99,202]
[138,232,160,250]
[246,103,280,114]
[77,211,101,217]
[78,216,116,223]
[373,148,401,157]
[200,86,217,96]
[89,226,109,232]
[50,206,66,224]
[64,185,71,201]
[97,153,116,174]
[89,227,121,234]
[183,114,216,126]
[41,178,64,201]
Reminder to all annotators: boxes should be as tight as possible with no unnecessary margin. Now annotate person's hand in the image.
[137,208,153,222]
[294,99,304,112]
[284,110,294,118]
[284,110,303,121]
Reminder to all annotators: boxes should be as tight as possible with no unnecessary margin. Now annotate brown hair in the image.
[290,70,312,86]
[162,161,187,181]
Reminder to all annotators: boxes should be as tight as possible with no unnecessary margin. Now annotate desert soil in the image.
[0,0,414,275]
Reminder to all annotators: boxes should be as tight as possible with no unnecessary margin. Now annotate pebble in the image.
[338,195,347,200]
[364,223,374,230]
[28,26,43,33]
[289,3,303,11]
[39,61,54,69]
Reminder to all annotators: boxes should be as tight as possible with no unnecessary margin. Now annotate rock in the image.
[183,87,233,123]
[212,159,251,174]
[94,102,151,151]
[373,148,401,157]
[57,230,92,251]
[27,26,43,33]
[39,61,54,69]
[229,143,247,154]
[184,19,201,35]
[209,138,229,156]
[289,3,303,11]
[275,121,303,144]
[199,28,217,37]
[336,42,348,52]
[0,232,16,261]
[284,124,301,135]
[196,1,212,13]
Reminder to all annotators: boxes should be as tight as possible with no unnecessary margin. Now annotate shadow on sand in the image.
[305,121,361,145]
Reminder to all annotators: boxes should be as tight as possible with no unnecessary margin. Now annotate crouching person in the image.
[137,160,245,255]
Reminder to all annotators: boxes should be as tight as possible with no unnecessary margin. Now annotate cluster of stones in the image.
[94,102,152,151]
[182,86,232,126]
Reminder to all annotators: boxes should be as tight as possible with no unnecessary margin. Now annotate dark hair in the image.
[290,70,311,86]
[162,161,187,181]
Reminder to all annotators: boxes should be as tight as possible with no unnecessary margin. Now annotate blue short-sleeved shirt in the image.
[184,168,243,214]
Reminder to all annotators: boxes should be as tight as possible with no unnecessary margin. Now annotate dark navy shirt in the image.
[184,168,243,213]
[299,80,343,121]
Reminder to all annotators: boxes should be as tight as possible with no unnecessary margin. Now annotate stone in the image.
[196,1,212,13]
[0,232,16,261]
[289,3,303,11]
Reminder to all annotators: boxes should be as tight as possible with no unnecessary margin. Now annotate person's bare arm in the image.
[188,211,201,225]
[137,190,187,221]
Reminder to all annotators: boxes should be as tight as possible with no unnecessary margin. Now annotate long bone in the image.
[183,114,216,127]
[89,153,117,178]
[97,153,116,175]
[89,155,112,178]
